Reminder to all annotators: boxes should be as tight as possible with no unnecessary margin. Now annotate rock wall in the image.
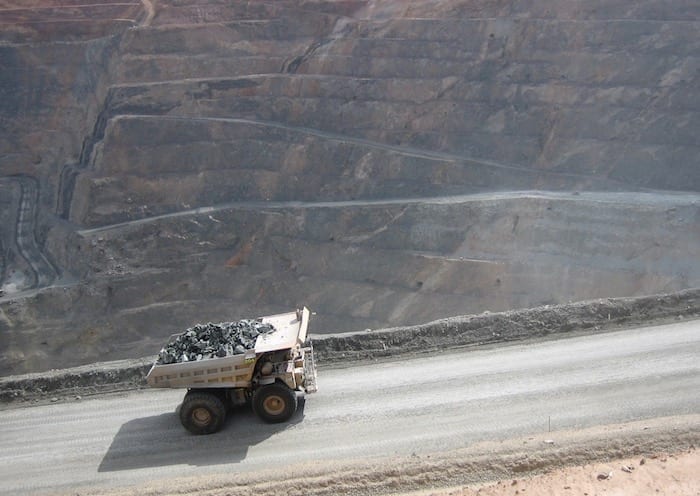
[0,0,699,374]
[0,0,146,296]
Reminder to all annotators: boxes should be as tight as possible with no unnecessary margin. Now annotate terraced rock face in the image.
[0,0,699,375]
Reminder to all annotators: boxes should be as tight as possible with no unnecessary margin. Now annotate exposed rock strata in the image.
[0,0,699,375]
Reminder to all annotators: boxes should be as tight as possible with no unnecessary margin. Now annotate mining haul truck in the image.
[146,307,317,434]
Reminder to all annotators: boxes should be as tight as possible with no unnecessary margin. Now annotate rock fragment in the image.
[156,319,276,364]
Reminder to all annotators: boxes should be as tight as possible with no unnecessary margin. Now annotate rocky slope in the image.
[0,0,699,375]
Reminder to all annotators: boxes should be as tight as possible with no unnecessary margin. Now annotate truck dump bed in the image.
[146,308,310,389]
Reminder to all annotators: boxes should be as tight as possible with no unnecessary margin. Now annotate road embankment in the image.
[1,288,698,404]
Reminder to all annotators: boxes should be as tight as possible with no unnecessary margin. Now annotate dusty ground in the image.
[405,450,699,496]
[45,415,697,496]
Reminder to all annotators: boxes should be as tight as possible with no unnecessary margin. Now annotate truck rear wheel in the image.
[180,391,226,435]
[252,384,298,423]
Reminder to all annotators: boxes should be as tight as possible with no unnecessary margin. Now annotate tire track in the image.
[112,113,640,189]
[139,0,154,27]
[114,114,556,173]
[1,176,58,291]
[78,189,700,235]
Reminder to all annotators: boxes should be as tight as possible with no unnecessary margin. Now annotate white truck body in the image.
[146,307,317,434]
[146,307,315,391]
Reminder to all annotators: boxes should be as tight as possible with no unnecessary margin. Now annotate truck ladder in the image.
[302,344,318,393]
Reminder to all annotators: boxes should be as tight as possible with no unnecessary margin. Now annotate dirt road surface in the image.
[0,320,698,496]
[408,448,699,496]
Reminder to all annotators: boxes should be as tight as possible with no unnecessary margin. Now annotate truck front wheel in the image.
[253,384,298,423]
[180,391,226,435]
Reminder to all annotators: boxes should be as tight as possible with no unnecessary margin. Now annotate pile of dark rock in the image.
[157,319,276,364]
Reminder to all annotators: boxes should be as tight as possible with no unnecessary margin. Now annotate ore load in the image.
[157,319,276,364]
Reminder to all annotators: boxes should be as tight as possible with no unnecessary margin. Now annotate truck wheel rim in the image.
[263,395,285,415]
[192,407,212,426]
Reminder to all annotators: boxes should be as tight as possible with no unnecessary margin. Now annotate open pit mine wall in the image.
[0,0,699,376]
[0,1,146,294]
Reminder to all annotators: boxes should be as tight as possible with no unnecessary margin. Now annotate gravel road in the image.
[0,320,698,496]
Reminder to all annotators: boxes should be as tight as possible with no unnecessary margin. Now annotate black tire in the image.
[179,391,227,435]
[252,383,298,423]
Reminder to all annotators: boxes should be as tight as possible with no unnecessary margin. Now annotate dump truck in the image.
[146,307,317,434]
